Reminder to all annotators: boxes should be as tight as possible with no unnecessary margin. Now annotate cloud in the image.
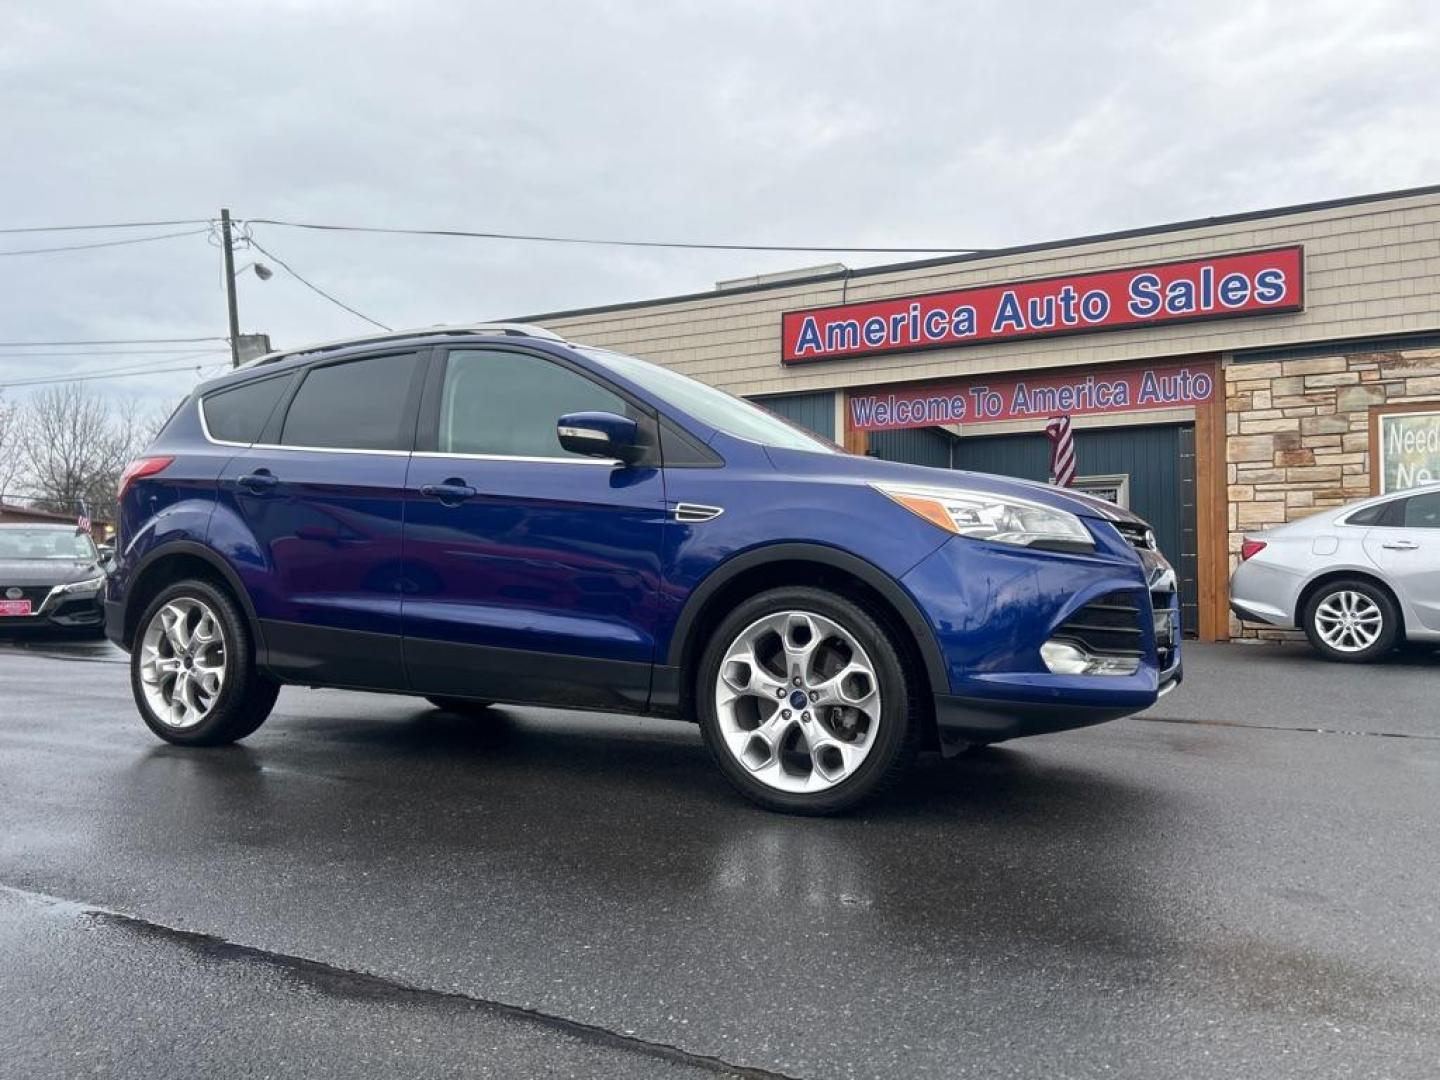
[0,0,1436,406]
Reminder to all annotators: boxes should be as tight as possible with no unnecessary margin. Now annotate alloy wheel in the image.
[139,596,228,728]
[713,610,882,793]
[1313,590,1384,653]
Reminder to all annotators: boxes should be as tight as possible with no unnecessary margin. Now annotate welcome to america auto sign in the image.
[847,362,1215,432]
[781,247,1304,365]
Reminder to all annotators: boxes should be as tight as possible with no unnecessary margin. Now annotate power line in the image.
[246,236,391,330]
[0,356,228,390]
[0,350,228,381]
[3,214,986,254]
[0,227,211,257]
[245,216,985,255]
[0,218,211,235]
[0,349,224,382]
[0,347,238,359]
[0,336,228,347]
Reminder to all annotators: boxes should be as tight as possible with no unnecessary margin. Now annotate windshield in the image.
[0,526,98,560]
[582,347,838,454]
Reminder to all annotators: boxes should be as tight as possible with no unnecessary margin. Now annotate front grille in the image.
[1113,521,1155,550]
[1152,590,1179,671]
[0,585,51,608]
[1054,591,1145,657]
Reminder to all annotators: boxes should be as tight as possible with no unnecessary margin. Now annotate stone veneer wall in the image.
[1224,347,1440,638]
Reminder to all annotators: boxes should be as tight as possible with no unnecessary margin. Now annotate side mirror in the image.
[557,411,643,464]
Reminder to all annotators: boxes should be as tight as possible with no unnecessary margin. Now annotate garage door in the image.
[874,423,1198,636]
[748,391,835,440]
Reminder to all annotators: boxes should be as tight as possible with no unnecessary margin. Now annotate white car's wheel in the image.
[1301,579,1399,663]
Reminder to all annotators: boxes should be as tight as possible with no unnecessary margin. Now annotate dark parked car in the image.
[106,323,1181,814]
[0,523,108,634]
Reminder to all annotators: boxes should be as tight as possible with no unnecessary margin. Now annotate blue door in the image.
[212,350,426,688]
[401,346,668,710]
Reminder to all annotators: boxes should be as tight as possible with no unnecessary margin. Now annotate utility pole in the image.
[220,208,241,367]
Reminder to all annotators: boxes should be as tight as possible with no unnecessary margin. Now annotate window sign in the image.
[1377,409,1440,493]
[1072,474,1131,509]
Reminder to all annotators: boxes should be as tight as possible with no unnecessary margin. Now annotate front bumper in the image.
[901,531,1181,751]
[0,589,104,632]
[934,680,1179,748]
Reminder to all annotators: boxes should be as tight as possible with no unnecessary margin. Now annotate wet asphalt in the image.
[0,634,1437,1079]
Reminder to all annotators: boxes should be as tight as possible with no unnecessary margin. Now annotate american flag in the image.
[75,498,92,535]
[1044,415,1076,487]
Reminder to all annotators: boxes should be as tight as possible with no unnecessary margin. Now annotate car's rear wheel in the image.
[425,696,494,716]
[130,579,279,745]
[1301,578,1399,663]
[698,586,920,815]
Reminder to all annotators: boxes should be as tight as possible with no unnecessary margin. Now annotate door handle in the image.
[1381,540,1420,550]
[238,469,278,493]
[420,478,477,505]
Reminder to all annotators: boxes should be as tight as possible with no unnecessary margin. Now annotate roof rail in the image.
[245,322,567,367]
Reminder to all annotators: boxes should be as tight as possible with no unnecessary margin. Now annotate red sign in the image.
[847,362,1215,432]
[782,246,1303,364]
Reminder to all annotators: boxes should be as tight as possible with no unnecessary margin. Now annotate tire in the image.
[130,578,279,746]
[1300,578,1399,663]
[426,696,494,716]
[697,586,921,815]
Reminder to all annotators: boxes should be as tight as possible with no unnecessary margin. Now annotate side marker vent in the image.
[673,503,724,523]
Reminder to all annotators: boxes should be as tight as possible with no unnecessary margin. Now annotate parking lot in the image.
[1,635,1437,1079]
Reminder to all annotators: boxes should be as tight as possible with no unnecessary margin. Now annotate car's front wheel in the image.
[1301,578,1399,663]
[697,586,920,815]
[130,579,279,745]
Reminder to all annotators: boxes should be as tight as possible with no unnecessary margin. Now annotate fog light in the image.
[1040,640,1141,676]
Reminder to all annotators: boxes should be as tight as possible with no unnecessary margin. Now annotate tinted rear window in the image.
[280,353,421,451]
[203,374,295,444]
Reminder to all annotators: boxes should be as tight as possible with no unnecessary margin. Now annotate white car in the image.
[1230,484,1440,662]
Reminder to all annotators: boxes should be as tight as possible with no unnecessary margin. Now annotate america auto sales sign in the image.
[780,246,1303,364]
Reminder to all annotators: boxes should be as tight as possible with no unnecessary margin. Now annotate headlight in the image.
[56,574,105,596]
[875,483,1094,552]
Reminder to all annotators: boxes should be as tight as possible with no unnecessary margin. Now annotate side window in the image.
[280,353,421,451]
[1400,492,1440,528]
[202,374,295,444]
[1344,502,1388,526]
[438,349,629,458]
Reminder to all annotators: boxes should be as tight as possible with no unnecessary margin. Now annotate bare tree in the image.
[20,384,159,523]
[0,393,23,505]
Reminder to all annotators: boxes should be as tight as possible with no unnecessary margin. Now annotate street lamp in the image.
[232,261,273,281]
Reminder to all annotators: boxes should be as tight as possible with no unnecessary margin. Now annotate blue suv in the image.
[107,324,1181,813]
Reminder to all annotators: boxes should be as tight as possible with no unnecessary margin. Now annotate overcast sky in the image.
[1,0,1438,411]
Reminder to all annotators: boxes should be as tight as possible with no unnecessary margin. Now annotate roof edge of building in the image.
[517,182,1440,324]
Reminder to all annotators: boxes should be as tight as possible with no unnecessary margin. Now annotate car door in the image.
[402,345,667,711]
[213,350,428,689]
[1363,490,1440,632]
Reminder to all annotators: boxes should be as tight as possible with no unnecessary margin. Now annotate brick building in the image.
[524,186,1440,642]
